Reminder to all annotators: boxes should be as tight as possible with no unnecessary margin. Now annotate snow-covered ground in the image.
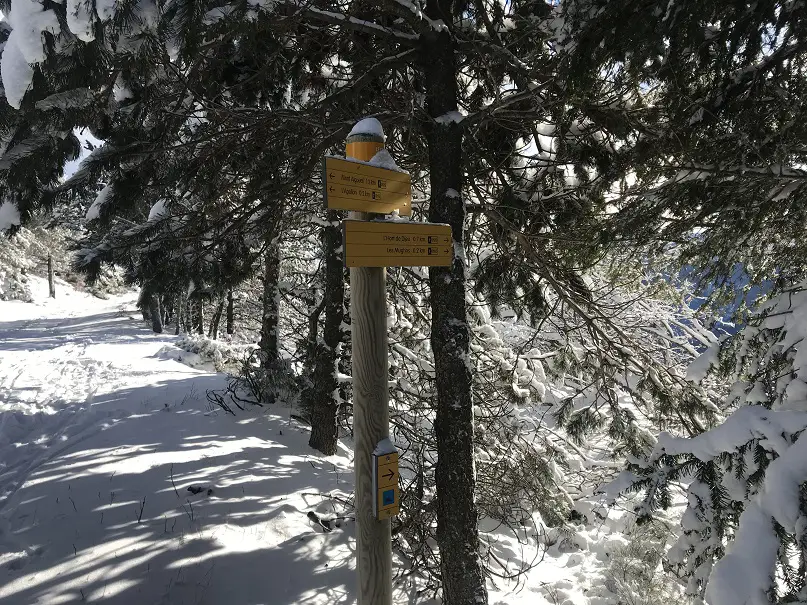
[0,277,651,605]
[0,277,359,604]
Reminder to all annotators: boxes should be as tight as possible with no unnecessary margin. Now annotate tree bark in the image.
[308,211,345,455]
[226,287,234,335]
[210,300,224,339]
[195,299,204,335]
[47,254,55,298]
[182,299,190,333]
[149,295,163,334]
[139,289,151,321]
[258,238,281,368]
[175,295,181,335]
[422,19,488,605]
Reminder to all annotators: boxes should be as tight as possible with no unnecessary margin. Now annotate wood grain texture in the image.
[350,212,393,605]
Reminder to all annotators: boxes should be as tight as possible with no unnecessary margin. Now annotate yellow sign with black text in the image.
[343,220,453,268]
[323,156,412,216]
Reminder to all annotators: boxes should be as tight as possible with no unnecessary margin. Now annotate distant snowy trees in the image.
[558,0,807,302]
[558,1,807,603]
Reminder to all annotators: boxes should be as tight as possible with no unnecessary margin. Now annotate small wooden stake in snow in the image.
[47,253,55,298]
[348,118,393,605]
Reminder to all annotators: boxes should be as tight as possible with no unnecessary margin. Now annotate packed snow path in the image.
[0,280,357,604]
[0,279,636,605]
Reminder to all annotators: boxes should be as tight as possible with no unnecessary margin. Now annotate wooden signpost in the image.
[335,119,453,605]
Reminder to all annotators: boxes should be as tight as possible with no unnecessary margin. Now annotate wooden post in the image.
[347,121,393,605]
[47,254,55,298]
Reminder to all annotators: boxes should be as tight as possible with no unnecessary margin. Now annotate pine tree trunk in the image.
[47,254,55,298]
[226,288,234,335]
[139,290,151,321]
[183,299,193,333]
[195,300,204,335]
[422,22,488,605]
[308,212,345,455]
[149,295,163,334]
[210,300,224,339]
[175,295,181,335]
[258,239,281,368]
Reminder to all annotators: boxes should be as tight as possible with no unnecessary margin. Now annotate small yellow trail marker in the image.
[372,442,400,520]
[343,220,453,268]
[323,156,412,216]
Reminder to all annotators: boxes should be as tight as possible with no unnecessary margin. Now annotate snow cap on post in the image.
[346,117,385,162]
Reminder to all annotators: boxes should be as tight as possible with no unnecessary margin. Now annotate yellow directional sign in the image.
[377,452,398,489]
[374,452,399,520]
[323,156,412,216]
[343,220,453,268]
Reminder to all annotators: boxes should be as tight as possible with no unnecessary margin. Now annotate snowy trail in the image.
[0,283,209,513]
[0,278,628,605]
[0,279,358,605]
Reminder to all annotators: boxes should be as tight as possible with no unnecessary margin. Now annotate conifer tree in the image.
[558,0,807,302]
[611,283,807,604]
[304,209,346,456]
[553,4,807,602]
[0,21,84,229]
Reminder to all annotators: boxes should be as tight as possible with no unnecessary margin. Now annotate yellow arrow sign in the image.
[343,221,453,268]
[323,156,412,216]
[374,452,400,519]
[376,452,398,489]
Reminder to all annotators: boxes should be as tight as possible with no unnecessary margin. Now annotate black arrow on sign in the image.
[329,173,335,179]
[329,186,335,193]
[383,469,396,481]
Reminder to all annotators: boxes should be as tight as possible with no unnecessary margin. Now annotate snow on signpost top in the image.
[349,117,385,139]
[373,437,397,456]
[367,148,400,172]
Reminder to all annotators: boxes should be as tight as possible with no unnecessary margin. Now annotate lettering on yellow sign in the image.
[338,173,393,190]
[343,220,454,268]
[323,156,412,215]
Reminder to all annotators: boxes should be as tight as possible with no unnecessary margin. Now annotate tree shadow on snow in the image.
[0,311,158,352]
[0,375,357,605]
